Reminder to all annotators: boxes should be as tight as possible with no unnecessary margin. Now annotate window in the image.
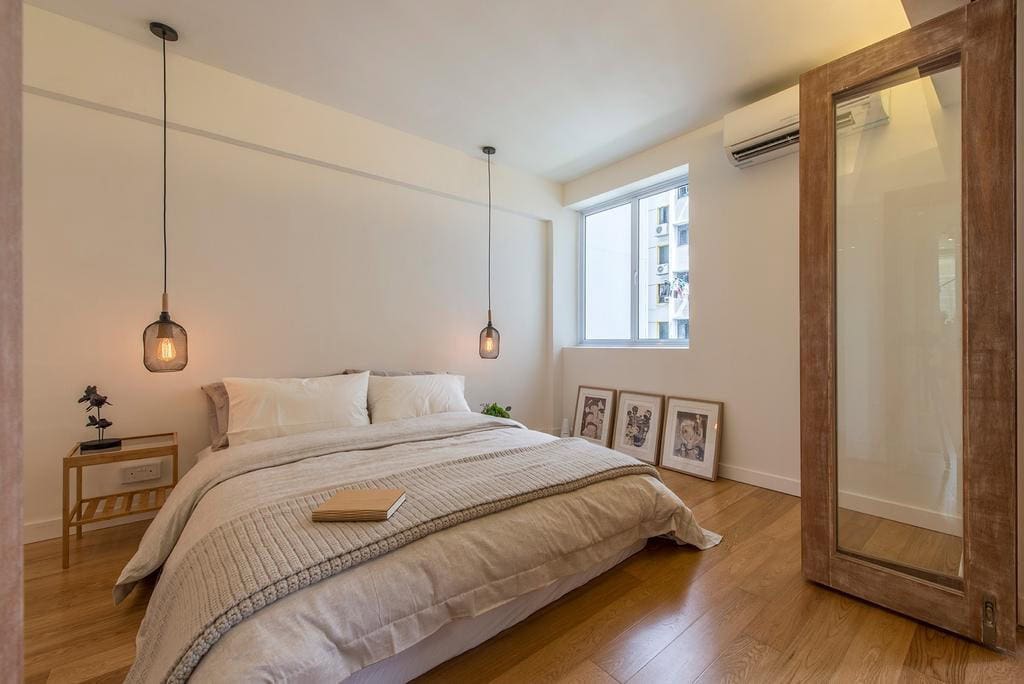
[579,176,690,346]
[676,224,689,247]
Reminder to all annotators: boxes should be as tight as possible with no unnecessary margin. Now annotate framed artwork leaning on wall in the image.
[611,391,663,464]
[659,397,723,480]
[572,386,616,447]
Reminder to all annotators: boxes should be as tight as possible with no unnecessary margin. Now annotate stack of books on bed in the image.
[312,488,406,522]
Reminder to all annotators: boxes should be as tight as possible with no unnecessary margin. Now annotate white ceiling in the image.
[27,0,911,182]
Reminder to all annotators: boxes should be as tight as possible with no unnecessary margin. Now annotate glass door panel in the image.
[834,64,963,584]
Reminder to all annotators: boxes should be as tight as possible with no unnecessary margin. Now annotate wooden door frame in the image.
[1,0,22,677]
[800,0,1017,651]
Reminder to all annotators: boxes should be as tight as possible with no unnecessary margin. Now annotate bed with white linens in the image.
[115,372,720,682]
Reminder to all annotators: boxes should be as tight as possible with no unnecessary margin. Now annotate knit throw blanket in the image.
[131,436,659,683]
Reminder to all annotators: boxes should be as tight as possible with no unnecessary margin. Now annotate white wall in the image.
[21,7,577,542]
[562,120,802,493]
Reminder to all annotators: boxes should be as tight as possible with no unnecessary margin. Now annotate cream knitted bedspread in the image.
[114,413,688,679]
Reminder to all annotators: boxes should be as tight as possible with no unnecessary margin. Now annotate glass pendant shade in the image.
[479,315,500,359]
[144,296,187,371]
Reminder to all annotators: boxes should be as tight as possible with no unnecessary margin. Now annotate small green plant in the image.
[480,403,512,419]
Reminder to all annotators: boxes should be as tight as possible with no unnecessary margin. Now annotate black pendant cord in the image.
[486,150,492,320]
[161,35,168,301]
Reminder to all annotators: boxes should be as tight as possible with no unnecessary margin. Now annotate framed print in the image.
[659,397,723,480]
[572,386,616,447]
[611,391,663,464]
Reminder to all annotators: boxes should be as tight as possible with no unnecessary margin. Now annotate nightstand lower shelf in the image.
[69,484,174,527]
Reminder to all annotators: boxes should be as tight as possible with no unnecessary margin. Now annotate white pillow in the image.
[368,374,470,423]
[224,372,370,446]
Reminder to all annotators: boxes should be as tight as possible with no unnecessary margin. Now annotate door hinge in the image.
[982,596,997,646]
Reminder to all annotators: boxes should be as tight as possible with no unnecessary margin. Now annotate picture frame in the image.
[572,386,616,447]
[659,397,723,480]
[611,391,664,464]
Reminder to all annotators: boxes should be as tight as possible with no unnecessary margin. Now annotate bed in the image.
[115,412,719,683]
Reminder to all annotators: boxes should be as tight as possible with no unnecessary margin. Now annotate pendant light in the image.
[479,146,500,359]
[143,22,188,372]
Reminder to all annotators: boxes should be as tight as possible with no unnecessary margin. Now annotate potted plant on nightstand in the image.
[78,385,121,451]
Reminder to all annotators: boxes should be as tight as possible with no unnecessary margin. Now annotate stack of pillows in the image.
[201,370,471,450]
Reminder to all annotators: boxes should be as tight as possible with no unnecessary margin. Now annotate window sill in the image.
[567,343,690,350]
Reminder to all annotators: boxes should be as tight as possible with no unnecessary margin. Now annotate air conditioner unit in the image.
[655,263,670,276]
[654,224,669,237]
[723,85,889,168]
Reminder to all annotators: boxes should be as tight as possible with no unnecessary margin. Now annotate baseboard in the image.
[717,463,801,496]
[23,518,62,543]
[24,511,157,544]
[837,490,962,537]
[714,462,962,537]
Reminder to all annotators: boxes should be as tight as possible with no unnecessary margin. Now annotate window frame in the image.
[577,174,690,347]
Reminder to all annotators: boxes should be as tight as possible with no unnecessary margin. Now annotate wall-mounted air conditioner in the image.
[655,263,670,276]
[654,224,669,237]
[723,84,889,168]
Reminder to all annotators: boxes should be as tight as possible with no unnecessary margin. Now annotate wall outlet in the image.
[121,461,161,484]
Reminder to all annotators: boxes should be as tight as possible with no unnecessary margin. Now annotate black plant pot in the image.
[80,437,122,452]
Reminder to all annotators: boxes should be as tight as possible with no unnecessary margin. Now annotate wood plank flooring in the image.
[837,507,964,579]
[23,471,1023,683]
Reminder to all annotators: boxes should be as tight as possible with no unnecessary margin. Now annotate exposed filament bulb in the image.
[157,336,177,362]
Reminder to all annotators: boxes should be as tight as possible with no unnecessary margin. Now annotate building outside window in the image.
[579,176,690,346]
[657,281,670,304]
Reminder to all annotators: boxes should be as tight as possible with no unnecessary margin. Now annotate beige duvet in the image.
[116,413,719,682]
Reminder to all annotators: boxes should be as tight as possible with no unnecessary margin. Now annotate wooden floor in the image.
[837,507,963,579]
[23,472,1023,683]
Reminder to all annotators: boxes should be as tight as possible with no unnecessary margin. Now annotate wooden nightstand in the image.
[62,432,178,569]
